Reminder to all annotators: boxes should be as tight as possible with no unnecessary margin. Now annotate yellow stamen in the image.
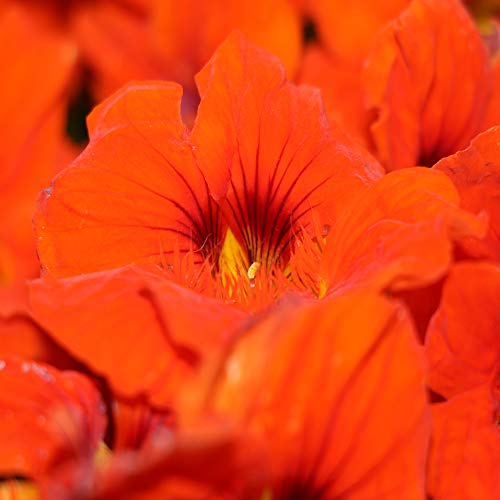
[247,261,261,280]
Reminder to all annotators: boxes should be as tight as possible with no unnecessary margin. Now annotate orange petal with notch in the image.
[192,31,383,265]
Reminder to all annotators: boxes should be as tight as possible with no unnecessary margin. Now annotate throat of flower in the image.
[218,228,252,283]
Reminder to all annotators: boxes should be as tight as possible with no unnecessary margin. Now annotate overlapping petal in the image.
[425,262,500,398]
[425,261,500,498]
[364,0,491,169]
[202,292,430,498]
[322,168,486,296]
[29,265,245,406]
[0,357,106,480]
[434,126,500,260]
[428,386,500,500]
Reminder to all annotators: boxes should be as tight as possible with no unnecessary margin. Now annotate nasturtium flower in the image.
[34,31,485,309]
[300,0,500,170]
[34,291,430,499]
[425,262,500,499]
[364,0,493,169]
[34,31,382,298]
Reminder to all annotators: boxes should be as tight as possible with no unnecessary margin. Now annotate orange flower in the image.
[364,0,493,169]
[34,32,381,294]
[34,31,486,308]
[197,292,430,498]
[35,291,430,499]
[300,0,499,170]
[425,262,500,499]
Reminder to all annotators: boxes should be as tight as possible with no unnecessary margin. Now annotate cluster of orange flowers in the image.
[1,0,499,498]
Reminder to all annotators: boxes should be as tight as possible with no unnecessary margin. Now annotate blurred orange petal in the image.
[297,46,373,149]
[307,0,410,65]
[152,0,302,86]
[206,292,429,497]
[0,5,76,283]
[0,357,106,479]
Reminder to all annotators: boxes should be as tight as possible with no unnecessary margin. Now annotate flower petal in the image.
[35,81,221,277]
[425,261,500,398]
[192,31,383,264]
[323,168,486,295]
[29,265,245,406]
[153,0,302,85]
[297,46,372,149]
[208,292,429,498]
[428,386,500,500]
[307,0,409,65]
[434,126,500,259]
[0,5,76,283]
[364,0,491,169]
[0,357,106,479]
